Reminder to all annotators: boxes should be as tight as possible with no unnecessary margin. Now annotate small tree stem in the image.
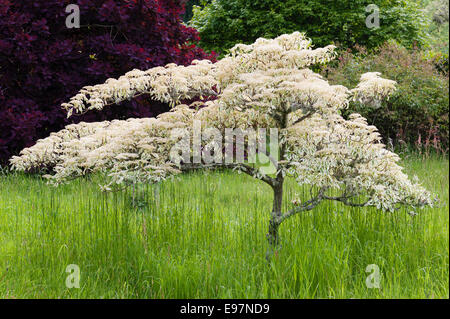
[266,177,284,261]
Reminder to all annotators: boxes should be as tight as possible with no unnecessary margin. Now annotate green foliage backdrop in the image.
[324,42,449,152]
[190,0,427,54]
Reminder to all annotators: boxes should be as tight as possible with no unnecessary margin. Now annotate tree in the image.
[190,0,427,55]
[183,0,201,22]
[0,0,215,166]
[11,33,434,258]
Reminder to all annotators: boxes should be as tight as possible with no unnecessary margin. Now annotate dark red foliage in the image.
[0,0,216,165]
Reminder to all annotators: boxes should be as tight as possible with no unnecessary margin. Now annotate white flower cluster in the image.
[11,32,434,211]
[62,60,217,117]
[284,113,433,211]
[11,107,195,187]
[351,72,397,107]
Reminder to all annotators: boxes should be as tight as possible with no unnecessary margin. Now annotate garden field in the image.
[0,154,448,299]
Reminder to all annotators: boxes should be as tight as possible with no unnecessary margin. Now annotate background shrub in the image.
[190,0,427,55]
[324,42,449,152]
[0,0,215,166]
[419,0,449,74]
[422,0,449,52]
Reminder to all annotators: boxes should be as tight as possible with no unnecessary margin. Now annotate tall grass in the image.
[0,155,448,298]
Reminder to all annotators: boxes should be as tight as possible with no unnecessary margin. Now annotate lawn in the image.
[0,154,448,298]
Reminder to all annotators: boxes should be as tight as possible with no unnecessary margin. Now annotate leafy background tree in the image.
[0,0,215,166]
[183,0,201,22]
[418,0,449,54]
[190,0,427,55]
[419,0,449,74]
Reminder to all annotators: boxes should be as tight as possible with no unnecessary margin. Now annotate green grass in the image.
[0,154,448,298]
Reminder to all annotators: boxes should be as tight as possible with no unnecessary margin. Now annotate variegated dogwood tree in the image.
[11,33,434,257]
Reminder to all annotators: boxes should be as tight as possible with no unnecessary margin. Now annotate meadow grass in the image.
[0,154,448,298]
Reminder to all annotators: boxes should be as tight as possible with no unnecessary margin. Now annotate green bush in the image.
[324,42,449,152]
[424,0,449,53]
[191,0,428,55]
[420,0,449,74]
[424,49,449,75]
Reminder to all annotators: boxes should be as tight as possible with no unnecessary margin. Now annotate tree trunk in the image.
[266,178,283,261]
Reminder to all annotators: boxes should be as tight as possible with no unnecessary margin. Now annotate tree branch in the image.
[290,110,316,126]
[323,194,369,207]
[279,186,327,223]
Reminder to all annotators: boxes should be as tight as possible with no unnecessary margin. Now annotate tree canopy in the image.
[190,0,427,54]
